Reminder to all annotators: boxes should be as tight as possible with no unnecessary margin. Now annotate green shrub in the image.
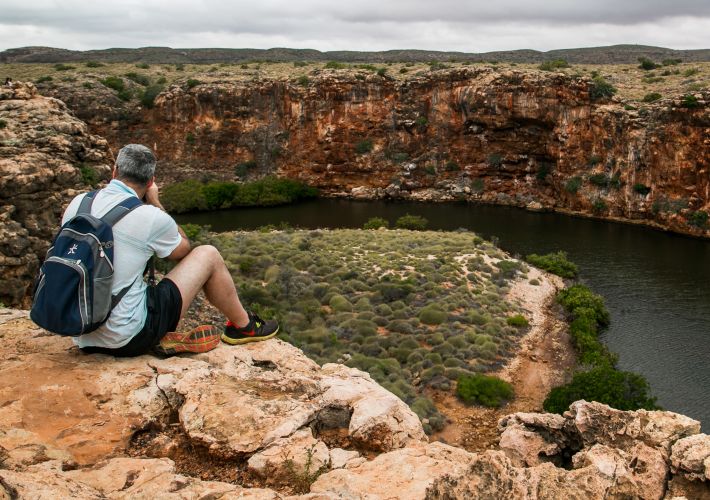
[180,223,208,241]
[297,75,309,86]
[399,68,409,74]
[293,61,307,67]
[79,164,98,185]
[364,217,389,229]
[82,82,93,89]
[136,62,150,69]
[85,61,104,68]
[418,306,447,325]
[140,84,164,108]
[0,119,6,129]
[329,294,353,312]
[325,61,346,69]
[543,364,658,413]
[536,162,552,181]
[471,178,485,192]
[589,76,617,100]
[376,67,387,77]
[642,92,662,103]
[234,159,258,177]
[186,78,201,89]
[557,285,609,327]
[355,139,374,154]
[506,314,529,327]
[395,214,428,230]
[487,153,503,167]
[161,179,209,213]
[100,76,125,92]
[680,94,700,109]
[54,63,74,71]
[592,199,607,214]
[683,68,699,77]
[565,176,582,193]
[203,182,239,209]
[637,57,659,70]
[36,76,53,84]
[525,251,579,278]
[185,132,196,144]
[662,59,681,66]
[633,183,651,195]
[687,211,708,228]
[456,374,513,407]
[445,161,460,172]
[588,173,610,187]
[539,59,569,71]
[125,72,150,86]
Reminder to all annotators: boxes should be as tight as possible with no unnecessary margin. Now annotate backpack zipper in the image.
[60,228,114,271]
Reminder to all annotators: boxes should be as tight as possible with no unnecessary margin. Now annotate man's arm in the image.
[145,182,191,261]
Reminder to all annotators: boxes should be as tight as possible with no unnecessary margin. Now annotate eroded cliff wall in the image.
[0,83,111,305]
[48,68,709,237]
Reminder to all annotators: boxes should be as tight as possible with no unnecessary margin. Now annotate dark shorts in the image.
[81,278,182,357]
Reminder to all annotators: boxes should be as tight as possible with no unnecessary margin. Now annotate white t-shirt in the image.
[61,180,181,348]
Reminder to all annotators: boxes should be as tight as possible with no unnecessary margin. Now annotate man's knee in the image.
[191,244,223,265]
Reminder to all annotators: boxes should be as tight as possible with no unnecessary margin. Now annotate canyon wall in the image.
[0,83,111,306]
[48,67,710,237]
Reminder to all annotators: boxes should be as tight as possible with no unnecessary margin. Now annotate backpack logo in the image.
[30,191,143,337]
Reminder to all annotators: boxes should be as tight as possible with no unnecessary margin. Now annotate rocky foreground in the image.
[0,309,708,499]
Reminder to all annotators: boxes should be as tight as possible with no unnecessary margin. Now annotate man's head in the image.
[114,144,156,186]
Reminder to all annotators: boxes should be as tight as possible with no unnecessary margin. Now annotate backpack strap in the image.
[101,196,143,226]
[77,190,98,215]
[102,196,144,308]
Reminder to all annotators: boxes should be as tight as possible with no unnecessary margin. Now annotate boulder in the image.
[671,433,710,482]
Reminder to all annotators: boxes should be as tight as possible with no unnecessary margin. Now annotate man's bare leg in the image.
[165,245,250,327]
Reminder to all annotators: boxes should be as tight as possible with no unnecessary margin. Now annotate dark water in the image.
[177,199,710,429]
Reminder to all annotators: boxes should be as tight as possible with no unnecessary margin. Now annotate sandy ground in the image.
[430,267,575,452]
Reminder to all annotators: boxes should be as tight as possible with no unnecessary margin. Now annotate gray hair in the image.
[115,144,156,186]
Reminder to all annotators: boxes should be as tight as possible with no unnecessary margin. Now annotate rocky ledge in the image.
[0,309,708,499]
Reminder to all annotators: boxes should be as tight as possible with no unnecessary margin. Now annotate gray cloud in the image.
[0,0,709,52]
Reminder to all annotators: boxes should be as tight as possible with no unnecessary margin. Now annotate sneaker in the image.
[154,325,221,356]
[222,311,279,345]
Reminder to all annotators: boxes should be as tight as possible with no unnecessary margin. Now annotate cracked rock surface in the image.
[0,310,708,499]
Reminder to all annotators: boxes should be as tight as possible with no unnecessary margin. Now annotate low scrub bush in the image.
[54,63,74,71]
[125,72,150,86]
[418,306,447,325]
[642,92,662,103]
[395,214,428,230]
[140,84,164,108]
[363,217,389,229]
[637,57,659,70]
[633,183,651,196]
[506,314,528,327]
[565,176,582,193]
[687,210,708,228]
[543,364,658,413]
[355,138,374,154]
[100,76,125,92]
[186,78,201,89]
[589,76,617,101]
[525,251,578,278]
[456,374,513,407]
[539,59,569,71]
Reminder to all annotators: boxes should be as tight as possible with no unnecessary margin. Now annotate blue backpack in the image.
[30,191,143,336]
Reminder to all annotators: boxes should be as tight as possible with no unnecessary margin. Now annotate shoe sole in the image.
[156,325,221,355]
[221,326,279,345]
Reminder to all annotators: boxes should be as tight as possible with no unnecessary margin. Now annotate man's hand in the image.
[144,182,165,211]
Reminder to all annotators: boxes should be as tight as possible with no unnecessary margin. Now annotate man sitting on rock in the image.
[61,144,278,357]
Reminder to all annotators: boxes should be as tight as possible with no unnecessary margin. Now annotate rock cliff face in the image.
[0,82,112,306]
[47,68,710,238]
[1,309,708,499]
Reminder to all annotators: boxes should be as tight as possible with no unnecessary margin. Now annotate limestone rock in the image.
[310,442,476,498]
[498,412,569,466]
[0,82,112,305]
[248,428,330,486]
[567,400,701,455]
[671,433,710,482]
[0,315,424,475]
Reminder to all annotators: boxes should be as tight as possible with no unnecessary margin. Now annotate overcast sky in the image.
[1,0,709,53]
